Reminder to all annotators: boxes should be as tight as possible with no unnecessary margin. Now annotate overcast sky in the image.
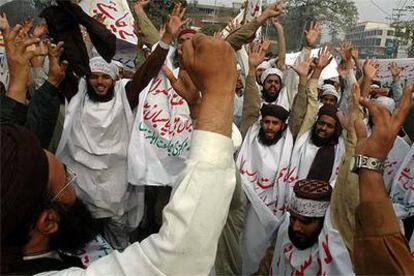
[194,0,413,23]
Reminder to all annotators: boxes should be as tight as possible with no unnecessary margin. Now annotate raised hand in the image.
[316,46,332,69]
[47,41,68,87]
[363,59,379,80]
[304,21,321,49]
[180,34,236,94]
[337,83,362,134]
[228,20,241,33]
[19,17,33,38]
[292,54,312,78]
[4,24,46,102]
[260,1,284,21]
[389,61,401,79]
[180,34,237,136]
[162,3,187,44]
[260,38,271,52]
[30,39,49,68]
[134,0,150,14]
[247,41,267,73]
[355,84,413,160]
[0,13,9,32]
[337,41,353,63]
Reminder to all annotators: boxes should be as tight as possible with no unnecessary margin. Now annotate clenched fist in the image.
[180,34,237,95]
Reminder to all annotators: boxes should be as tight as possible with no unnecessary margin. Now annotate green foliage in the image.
[129,0,187,29]
[281,0,358,51]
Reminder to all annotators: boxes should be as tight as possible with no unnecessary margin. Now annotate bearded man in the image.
[259,68,289,110]
[56,6,185,250]
[255,179,353,275]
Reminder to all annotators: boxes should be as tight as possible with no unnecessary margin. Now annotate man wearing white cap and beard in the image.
[260,67,290,110]
[320,83,339,107]
[55,5,186,250]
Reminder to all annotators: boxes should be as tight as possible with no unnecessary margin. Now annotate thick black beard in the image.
[310,124,339,147]
[86,82,115,103]
[288,220,323,250]
[261,88,279,103]
[49,199,103,252]
[258,127,284,146]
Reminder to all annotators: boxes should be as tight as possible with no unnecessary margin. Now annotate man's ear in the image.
[35,209,60,235]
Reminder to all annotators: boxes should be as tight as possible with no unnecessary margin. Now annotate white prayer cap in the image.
[321,84,338,99]
[257,60,271,70]
[261,68,284,85]
[372,96,396,113]
[89,56,118,80]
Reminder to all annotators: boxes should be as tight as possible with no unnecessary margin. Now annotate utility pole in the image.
[390,8,407,58]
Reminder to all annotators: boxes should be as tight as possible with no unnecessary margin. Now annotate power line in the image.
[369,0,392,16]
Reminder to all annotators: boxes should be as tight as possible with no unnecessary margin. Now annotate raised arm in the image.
[288,54,312,141]
[353,84,414,275]
[240,41,267,138]
[2,22,67,147]
[26,41,68,148]
[134,0,160,48]
[137,35,237,275]
[330,83,363,256]
[125,3,186,110]
[271,18,286,71]
[360,59,379,98]
[336,42,357,112]
[390,61,403,103]
[225,1,284,51]
[297,46,332,138]
[284,21,320,110]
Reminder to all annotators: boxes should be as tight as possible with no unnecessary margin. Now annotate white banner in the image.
[390,144,414,219]
[128,68,193,187]
[362,58,414,85]
[80,0,137,45]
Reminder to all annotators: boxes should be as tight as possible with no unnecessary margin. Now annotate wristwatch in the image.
[350,155,384,174]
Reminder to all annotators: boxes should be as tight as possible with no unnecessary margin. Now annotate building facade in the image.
[345,21,397,59]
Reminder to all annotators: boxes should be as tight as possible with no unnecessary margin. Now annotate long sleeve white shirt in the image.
[38,130,236,276]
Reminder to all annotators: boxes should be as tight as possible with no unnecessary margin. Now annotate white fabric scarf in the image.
[270,208,354,275]
[237,122,294,274]
[56,78,141,221]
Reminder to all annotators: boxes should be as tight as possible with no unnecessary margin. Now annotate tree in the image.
[281,0,358,51]
[128,0,187,29]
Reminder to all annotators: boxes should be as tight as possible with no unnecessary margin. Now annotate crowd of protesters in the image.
[1,0,414,275]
